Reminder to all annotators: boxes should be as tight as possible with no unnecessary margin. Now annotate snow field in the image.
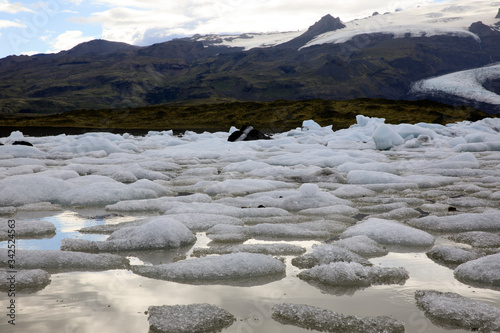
[2,116,500,331]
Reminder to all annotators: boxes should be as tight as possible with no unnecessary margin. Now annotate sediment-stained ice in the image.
[148,303,236,333]
[408,211,500,232]
[62,217,196,252]
[0,268,51,292]
[298,262,409,287]
[454,253,500,288]
[132,253,286,285]
[0,250,128,271]
[0,219,56,241]
[272,303,405,333]
[415,290,500,331]
[426,245,478,267]
[341,218,435,247]
[291,244,371,269]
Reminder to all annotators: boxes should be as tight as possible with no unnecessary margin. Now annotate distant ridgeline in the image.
[0,2,499,115]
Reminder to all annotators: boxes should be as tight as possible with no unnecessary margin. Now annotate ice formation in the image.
[0,219,55,240]
[191,243,306,257]
[291,244,372,269]
[148,303,236,333]
[341,218,435,247]
[449,231,500,248]
[298,262,409,287]
[331,235,388,258]
[415,290,500,331]
[0,250,129,271]
[0,268,51,292]
[426,245,478,267]
[454,253,500,288]
[272,303,405,333]
[408,211,500,232]
[62,217,196,252]
[132,253,286,284]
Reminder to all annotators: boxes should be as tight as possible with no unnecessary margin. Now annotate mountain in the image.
[0,0,499,114]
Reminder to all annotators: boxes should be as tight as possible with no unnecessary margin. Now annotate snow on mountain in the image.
[410,63,500,106]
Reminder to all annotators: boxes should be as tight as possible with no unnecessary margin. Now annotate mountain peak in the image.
[64,39,139,57]
[277,14,345,49]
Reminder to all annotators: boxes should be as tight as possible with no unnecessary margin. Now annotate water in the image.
[2,209,500,333]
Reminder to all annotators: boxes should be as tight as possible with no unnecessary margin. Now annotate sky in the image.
[0,0,452,60]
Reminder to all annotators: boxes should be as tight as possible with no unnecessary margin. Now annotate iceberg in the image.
[132,252,286,285]
[148,304,235,333]
[415,290,500,331]
[272,303,405,333]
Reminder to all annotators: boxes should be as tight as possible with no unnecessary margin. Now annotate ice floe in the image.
[132,252,286,285]
[62,217,196,252]
[415,290,500,331]
[0,268,51,292]
[341,218,435,247]
[272,303,405,333]
[331,235,388,258]
[408,211,500,232]
[148,304,235,333]
[291,244,371,268]
[0,250,128,271]
[191,243,306,257]
[449,231,500,248]
[426,245,478,267]
[0,219,55,241]
[454,253,500,288]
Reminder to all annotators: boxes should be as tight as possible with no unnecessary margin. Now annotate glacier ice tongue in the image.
[148,303,236,333]
[132,252,286,285]
[272,303,405,333]
[415,290,500,331]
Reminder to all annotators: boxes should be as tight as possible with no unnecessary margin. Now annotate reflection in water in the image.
[2,210,500,333]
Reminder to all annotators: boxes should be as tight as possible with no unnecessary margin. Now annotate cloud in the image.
[0,0,34,14]
[47,30,96,53]
[0,19,24,29]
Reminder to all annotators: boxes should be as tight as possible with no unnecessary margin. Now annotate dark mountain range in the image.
[0,7,499,115]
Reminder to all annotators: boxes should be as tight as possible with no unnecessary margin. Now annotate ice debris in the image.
[0,269,51,292]
[148,304,235,333]
[415,290,500,332]
[291,244,372,269]
[0,219,55,241]
[272,303,405,333]
[454,253,500,288]
[426,245,478,267]
[449,231,500,248]
[331,235,388,258]
[408,211,500,232]
[132,253,286,285]
[298,262,409,287]
[341,218,435,247]
[0,250,128,271]
[62,217,196,252]
[191,243,306,257]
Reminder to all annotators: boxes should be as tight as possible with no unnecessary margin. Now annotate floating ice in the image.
[164,213,244,231]
[148,304,236,333]
[298,262,409,287]
[206,225,249,243]
[0,219,55,241]
[372,124,404,150]
[272,303,405,333]
[454,253,500,288]
[162,202,291,218]
[347,170,406,185]
[105,193,212,212]
[415,290,500,331]
[0,250,128,271]
[132,253,286,285]
[250,220,347,239]
[298,205,359,217]
[291,244,371,269]
[191,243,306,257]
[0,145,46,158]
[0,175,72,206]
[408,211,500,232]
[62,217,196,252]
[205,179,294,197]
[449,231,500,248]
[0,269,51,292]
[341,218,435,247]
[332,235,388,258]
[426,246,478,267]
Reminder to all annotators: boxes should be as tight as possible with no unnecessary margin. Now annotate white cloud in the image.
[47,30,96,53]
[0,19,24,29]
[0,0,34,14]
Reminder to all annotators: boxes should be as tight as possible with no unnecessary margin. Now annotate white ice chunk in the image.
[426,246,478,266]
[132,253,286,283]
[341,218,435,247]
[298,205,359,217]
[333,235,388,258]
[280,184,351,210]
[105,193,211,212]
[0,219,56,241]
[62,217,196,252]
[49,135,125,155]
[298,262,409,287]
[163,213,244,231]
[0,175,72,206]
[449,232,500,248]
[0,269,51,292]
[192,243,306,257]
[347,170,406,184]
[250,220,347,239]
[272,303,405,333]
[291,244,372,268]
[148,304,235,333]
[331,185,377,199]
[0,145,46,158]
[206,225,249,243]
[408,212,500,232]
[372,124,404,150]
[415,290,500,331]
[205,179,294,197]
[0,250,128,271]
[454,253,500,288]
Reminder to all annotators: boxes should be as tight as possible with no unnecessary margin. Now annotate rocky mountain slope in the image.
[0,0,499,114]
